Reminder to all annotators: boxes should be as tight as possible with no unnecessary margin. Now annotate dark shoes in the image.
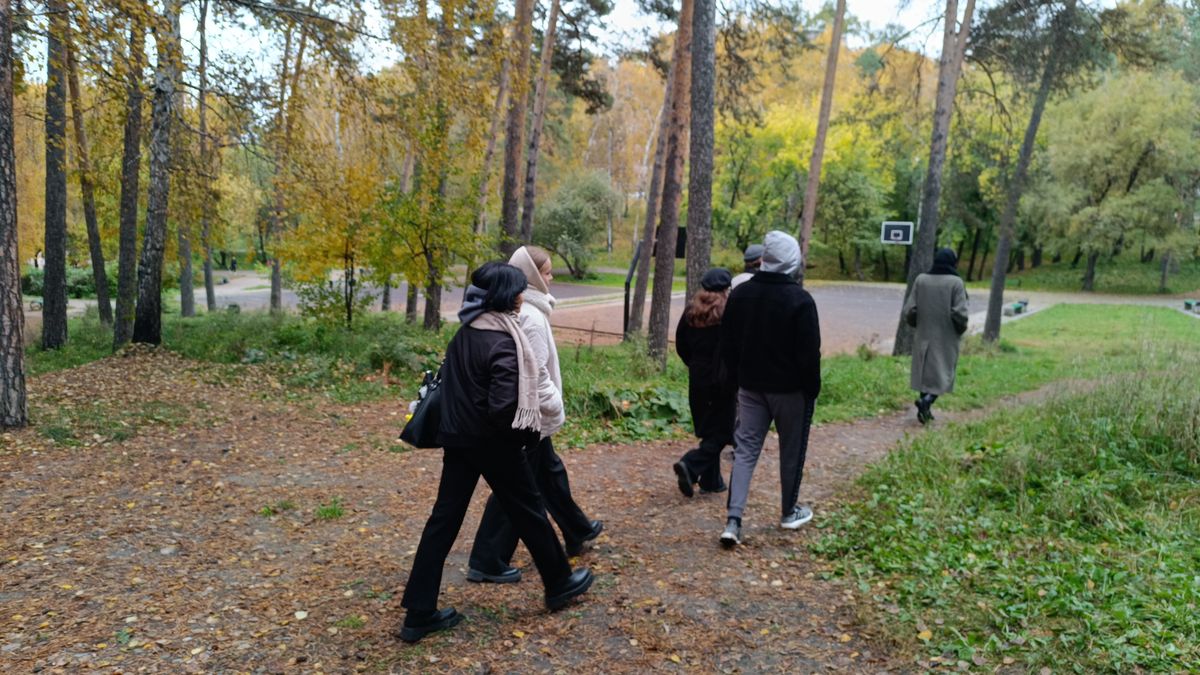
[545,568,594,611]
[466,566,522,584]
[699,476,728,494]
[565,520,604,557]
[915,399,933,425]
[397,607,463,643]
[673,461,695,498]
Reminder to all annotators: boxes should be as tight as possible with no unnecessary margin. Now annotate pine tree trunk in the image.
[42,0,69,350]
[175,50,194,318]
[198,0,216,312]
[518,0,560,244]
[627,72,673,338]
[893,0,975,356]
[423,251,441,330]
[797,0,846,285]
[684,0,716,300]
[647,0,694,367]
[114,23,144,349]
[66,42,112,325]
[983,1,1064,343]
[498,0,535,255]
[966,223,982,282]
[133,0,180,345]
[0,0,28,427]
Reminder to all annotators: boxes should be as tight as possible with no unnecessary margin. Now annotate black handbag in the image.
[399,363,444,449]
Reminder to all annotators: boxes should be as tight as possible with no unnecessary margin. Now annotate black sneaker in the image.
[545,568,594,611]
[396,607,463,643]
[915,399,930,425]
[565,520,604,557]
[673,461,695,498]
[719,518,742,548]
[466,566,522,584]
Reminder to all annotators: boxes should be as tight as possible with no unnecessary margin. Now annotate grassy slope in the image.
[813,310,1200,671]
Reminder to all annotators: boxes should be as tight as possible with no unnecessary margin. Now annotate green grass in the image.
[259,499,297,517]
[966,255,1200,295]
[334,615,366,630]
[559,270,686,292]
[812,367,1200,671]
[314,497,345,520]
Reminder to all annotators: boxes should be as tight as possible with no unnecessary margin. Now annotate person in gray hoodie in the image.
[718,231,822,547]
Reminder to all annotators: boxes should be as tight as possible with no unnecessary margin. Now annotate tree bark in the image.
[475,59,510,234]
[269,23,309,314]
[684,0,716,300]
[42,0,69,350]
[1081,250,1098,291]
[175,14,194,319]
[648,0,694,366]
[114,23,144,349]
[1031,245,1042,268]
[1159,251,1170,293]
[198,0,216,312]
[405,281,417,323]
[381,281,391,311]
[518,0,561,244]
[498,0,536,255]
[966,221,982,282]
[892,0,975,356]
[0,0,28,427]
[626,72,673,338]
[982,0,1067,343]
[133,0,180,345]
[797,0,845,285]
[66,42,112,325]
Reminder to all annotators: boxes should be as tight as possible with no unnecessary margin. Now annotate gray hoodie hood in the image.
[760,230,801,276]
[457,284,488,326]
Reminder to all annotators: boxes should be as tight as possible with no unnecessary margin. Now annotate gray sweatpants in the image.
[726,388,815,522]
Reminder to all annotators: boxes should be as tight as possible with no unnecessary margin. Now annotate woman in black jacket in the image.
[672,268,735,497]
[397,264,593,643]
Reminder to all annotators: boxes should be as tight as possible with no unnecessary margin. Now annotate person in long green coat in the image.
[902,248,969,424]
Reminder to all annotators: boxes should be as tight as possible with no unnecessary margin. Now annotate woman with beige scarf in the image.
[396,263,592,643]
[467,246,604,584]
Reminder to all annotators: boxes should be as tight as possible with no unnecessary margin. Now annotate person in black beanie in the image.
[672,268,735,497]
[902,248,969,424]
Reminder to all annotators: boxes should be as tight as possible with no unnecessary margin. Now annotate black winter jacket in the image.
[720,272,822,398]
[436,325,532,449]
[675,314,724,389]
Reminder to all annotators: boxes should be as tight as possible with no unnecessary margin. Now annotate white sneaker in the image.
[781,505,813,529]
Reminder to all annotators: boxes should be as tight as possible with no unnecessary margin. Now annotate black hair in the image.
[482,264,527,312]
[471,261,505,289]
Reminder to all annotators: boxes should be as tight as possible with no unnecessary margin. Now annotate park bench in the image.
[1185,300,1198,312]
[1003,299,1030,317]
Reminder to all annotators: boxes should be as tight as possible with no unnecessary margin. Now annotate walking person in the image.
[396,263,592,643]
[902,248,969,424]
[731,244,764,288]
[718,231,822,547]
[672,268,735,497]
[467,246,603,584]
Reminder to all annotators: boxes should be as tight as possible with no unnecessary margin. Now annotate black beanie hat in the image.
[701,268,732,292]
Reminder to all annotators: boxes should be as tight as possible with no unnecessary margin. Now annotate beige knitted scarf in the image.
[471,310,541,433]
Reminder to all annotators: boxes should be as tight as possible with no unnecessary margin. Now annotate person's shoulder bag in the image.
[399,362,444,449]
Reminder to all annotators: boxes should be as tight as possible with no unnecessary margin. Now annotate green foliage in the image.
[21,264,118,299]
[813,370,1200,671]
[315,497,345,521]
[532,171,622,279]
[978,254,1200,295]
[260,499,297,517]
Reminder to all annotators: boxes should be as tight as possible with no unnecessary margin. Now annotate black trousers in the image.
[469,437,593,574]
[400,443,571,611]
[680,381,735,490]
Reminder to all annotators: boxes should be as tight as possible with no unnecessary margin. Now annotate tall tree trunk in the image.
[423,252,441,330]
[966,222,982,282]
[405,281,417,323]
[498,0,536,255]
[381,281,391,311]
[66,43,112,325]
[198,0,216,312]
[1159,251,1171,293]
[133,0,180,345]
[892,0,975,356]
[42,0,68,350]
[983,1,1066,343]
[0,0,27,427]
[269,24,309,314]
[626,73,673,338]
[976,228,991,280]
[684,0,716,300]
[797,0,845,285]
[1081,250,1098,291]
[175,32,194,319]
[475,59,510,234]
[114,23,144,349]
[518,0,561,244]
[1031,245,1042,268]
[648,0,694,366]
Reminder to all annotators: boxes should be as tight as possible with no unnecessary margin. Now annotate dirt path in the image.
[0,350,1065,673]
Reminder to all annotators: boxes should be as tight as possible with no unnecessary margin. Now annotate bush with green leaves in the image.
[532,171,621,279]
